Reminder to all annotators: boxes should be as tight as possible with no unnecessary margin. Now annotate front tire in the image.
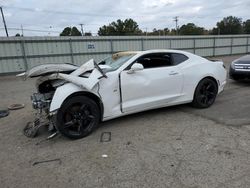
[56,96,100,139]
[192,78,218,108]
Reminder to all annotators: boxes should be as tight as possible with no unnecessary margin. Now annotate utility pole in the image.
[21,24,24,36]
[173,16,179,35]
[48,26,52,36]
[79,23,84,36]
[0,7,9,37]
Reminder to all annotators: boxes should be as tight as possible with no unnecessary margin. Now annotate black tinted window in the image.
[137,53,171,69]
[171,53,188,65]
[131,52,188,69]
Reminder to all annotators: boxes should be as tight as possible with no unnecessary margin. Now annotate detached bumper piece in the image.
[0,108,9,118]
[23,119,42,138]
[23,113,56,138]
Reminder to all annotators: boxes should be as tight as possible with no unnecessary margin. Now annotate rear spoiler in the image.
[206,58,223,62]
[207,58,226,68]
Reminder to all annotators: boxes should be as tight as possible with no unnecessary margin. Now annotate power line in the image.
[4,5,139,18]
[0,27,61,33]
[0,7,9,37]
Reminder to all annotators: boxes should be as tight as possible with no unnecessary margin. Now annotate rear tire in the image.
[56,96,100,139]
[192,78,218,108]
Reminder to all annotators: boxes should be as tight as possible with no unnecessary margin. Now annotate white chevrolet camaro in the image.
[21,49,227,139]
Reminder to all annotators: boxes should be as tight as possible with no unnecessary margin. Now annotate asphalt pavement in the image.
[0,54,250,188]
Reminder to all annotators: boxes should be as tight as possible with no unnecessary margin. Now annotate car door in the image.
[120,53,184,113]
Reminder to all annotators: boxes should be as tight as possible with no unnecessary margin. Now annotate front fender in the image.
[50,83,84,112]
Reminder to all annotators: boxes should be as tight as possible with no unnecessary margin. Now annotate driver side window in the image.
[136,53,172,69]
[134,52,188,69]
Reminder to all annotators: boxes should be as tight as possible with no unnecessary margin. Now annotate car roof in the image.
[115,49,191,57]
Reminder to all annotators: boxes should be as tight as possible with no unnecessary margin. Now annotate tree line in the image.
[59,16,250,36]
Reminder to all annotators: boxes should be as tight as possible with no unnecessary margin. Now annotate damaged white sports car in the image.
[20,49,227,139]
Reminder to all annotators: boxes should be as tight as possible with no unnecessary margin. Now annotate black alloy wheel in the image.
[56,96,100,139]
[192,78,218,108]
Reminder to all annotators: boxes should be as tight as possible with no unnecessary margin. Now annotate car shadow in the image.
[99,104,187,129]
[229,79,250,86]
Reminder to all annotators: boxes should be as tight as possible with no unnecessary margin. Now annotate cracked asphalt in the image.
[0,55,250,188]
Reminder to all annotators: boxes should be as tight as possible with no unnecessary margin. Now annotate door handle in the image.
[169,71,179,76]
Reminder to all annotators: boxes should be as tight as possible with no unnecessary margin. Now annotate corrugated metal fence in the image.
[0,35,250,74]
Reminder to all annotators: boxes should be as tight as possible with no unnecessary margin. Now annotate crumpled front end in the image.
[31,93,53,112]
[21,59,106,138]
[24,79,62,137]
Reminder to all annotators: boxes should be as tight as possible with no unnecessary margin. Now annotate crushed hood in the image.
[17,63,78,78]
[20,59,109,91]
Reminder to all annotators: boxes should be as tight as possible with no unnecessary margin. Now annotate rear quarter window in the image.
[171,53,189,65]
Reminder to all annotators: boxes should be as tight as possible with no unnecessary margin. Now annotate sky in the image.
[0,0,250,36]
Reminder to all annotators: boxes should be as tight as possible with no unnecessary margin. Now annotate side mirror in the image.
[127,63,144,74]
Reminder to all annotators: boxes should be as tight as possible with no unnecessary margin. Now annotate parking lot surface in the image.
[0,55,250,188]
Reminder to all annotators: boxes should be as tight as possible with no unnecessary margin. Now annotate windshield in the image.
[98,54,135,71]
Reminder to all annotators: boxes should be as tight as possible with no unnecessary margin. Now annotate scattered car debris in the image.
[100,132,111,142]
[0,108,9,118]
[101,154,108,158]
[35,132,58,145]
[23,119,41,138]
[8,103,25,110]
[0,104,25,119]
[0,109,9,118]
[23,111,50,138]
[32,158,61,166]
[126,141,131,145]
[47,132,58,140]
